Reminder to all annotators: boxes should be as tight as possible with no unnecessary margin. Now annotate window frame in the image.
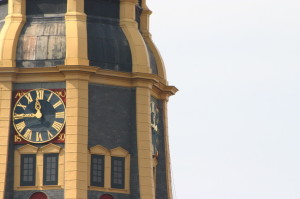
[111,156,125,189]
[90,154,105,187]
[43,153,59,185]
[20,154,36,186]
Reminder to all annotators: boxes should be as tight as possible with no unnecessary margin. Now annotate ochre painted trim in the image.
[0,81,12,198]
[0,66,177,98]
[136,87,155,199]
[64,74,89,199]
[65,0,89,66]
[140,2,167,80]
[162,100,173,199]
[0,0,26,67]
[120,0,151,74]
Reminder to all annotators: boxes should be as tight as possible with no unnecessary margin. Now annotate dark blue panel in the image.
[85,0,120,19]
[26,0,67,15]
[155,99,169,199]
[88,84,140,198]
[87,17,132,72]
[135,4,142,29]
[16,17,66,68]
[146,43,158,74]
[0,3,8,32]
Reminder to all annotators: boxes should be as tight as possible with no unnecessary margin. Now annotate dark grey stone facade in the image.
[155,100,168,199]
[88,84,140,198]
[88,191,130,199]
[13,190,64,199]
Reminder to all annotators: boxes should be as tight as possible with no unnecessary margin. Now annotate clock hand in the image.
[35,99,42,119]
[13,113,36,119]
[13,100,43,119]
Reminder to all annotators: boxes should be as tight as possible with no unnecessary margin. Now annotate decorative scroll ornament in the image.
[151,100,160,156]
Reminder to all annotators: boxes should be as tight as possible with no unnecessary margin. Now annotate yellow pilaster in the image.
[140,0,166,80]
[64,72,89,199]
[162,99,173,199]
[0,79,13,198]
[120,0,151,74]
[0,0,26,67]
[136,87,155,199]
[65,0,89,66]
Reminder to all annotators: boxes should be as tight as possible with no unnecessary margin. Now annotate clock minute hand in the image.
[13,113,36,119]
[13,99,43,119]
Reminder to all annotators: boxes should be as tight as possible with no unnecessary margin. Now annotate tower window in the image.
[20,154,36,186]
[43,154,58,185]
[91,154,105,187]
[111,157,125,189]
[29,192,48,199]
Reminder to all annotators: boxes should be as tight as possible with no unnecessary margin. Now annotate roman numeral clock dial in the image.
[13,89,66,143]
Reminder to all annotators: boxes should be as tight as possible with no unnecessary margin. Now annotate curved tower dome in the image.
[0,0,176,199]
[0,0,161,75]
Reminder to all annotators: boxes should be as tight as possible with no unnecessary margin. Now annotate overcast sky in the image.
[147,0,300,198]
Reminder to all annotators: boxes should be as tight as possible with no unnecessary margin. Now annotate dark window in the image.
[21,154,36,186]
[0,0,8,4]
[111,157,125,189]
[91,155,105,187]
[43,154,58,185]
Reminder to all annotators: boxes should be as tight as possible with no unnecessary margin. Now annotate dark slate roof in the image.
[87,17,132,72]
[0,3,8,32]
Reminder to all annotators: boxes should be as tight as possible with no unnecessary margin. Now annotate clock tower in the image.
[0,0,177,199]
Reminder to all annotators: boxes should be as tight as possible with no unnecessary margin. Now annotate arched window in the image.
[29,192,48,199]
[100,194,114,199]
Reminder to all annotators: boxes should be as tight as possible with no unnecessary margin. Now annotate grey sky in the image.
[148,0,300,198]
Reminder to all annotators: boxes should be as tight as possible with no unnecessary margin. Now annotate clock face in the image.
[13,89,66,143]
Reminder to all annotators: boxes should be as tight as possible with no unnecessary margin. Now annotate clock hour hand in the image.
[35,99,42,119]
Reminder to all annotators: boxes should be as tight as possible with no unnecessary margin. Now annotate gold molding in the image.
[0,66,177,99]
[0,0,26,67]
[65,0,89,66]
[140,1,167,80]
[120,0,151,74]
[0,81,12,198]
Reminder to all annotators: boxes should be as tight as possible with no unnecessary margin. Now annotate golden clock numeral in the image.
[16,102,27,110]
[25,93,33,104]
[58,133,65,141]
[23,129,32,140]
[53,101,62,109]
[52,121,63,132]
[47,130,54,139]
[47,92,54,102]
[36,90,44,100]
[15,121,26,132]
[55,112,65,118]
[36,132,43,142]
[14,135,22,143]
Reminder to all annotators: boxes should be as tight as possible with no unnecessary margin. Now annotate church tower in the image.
[0,0,177,199]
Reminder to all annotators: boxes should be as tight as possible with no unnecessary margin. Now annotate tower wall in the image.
[0,0,177,198]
